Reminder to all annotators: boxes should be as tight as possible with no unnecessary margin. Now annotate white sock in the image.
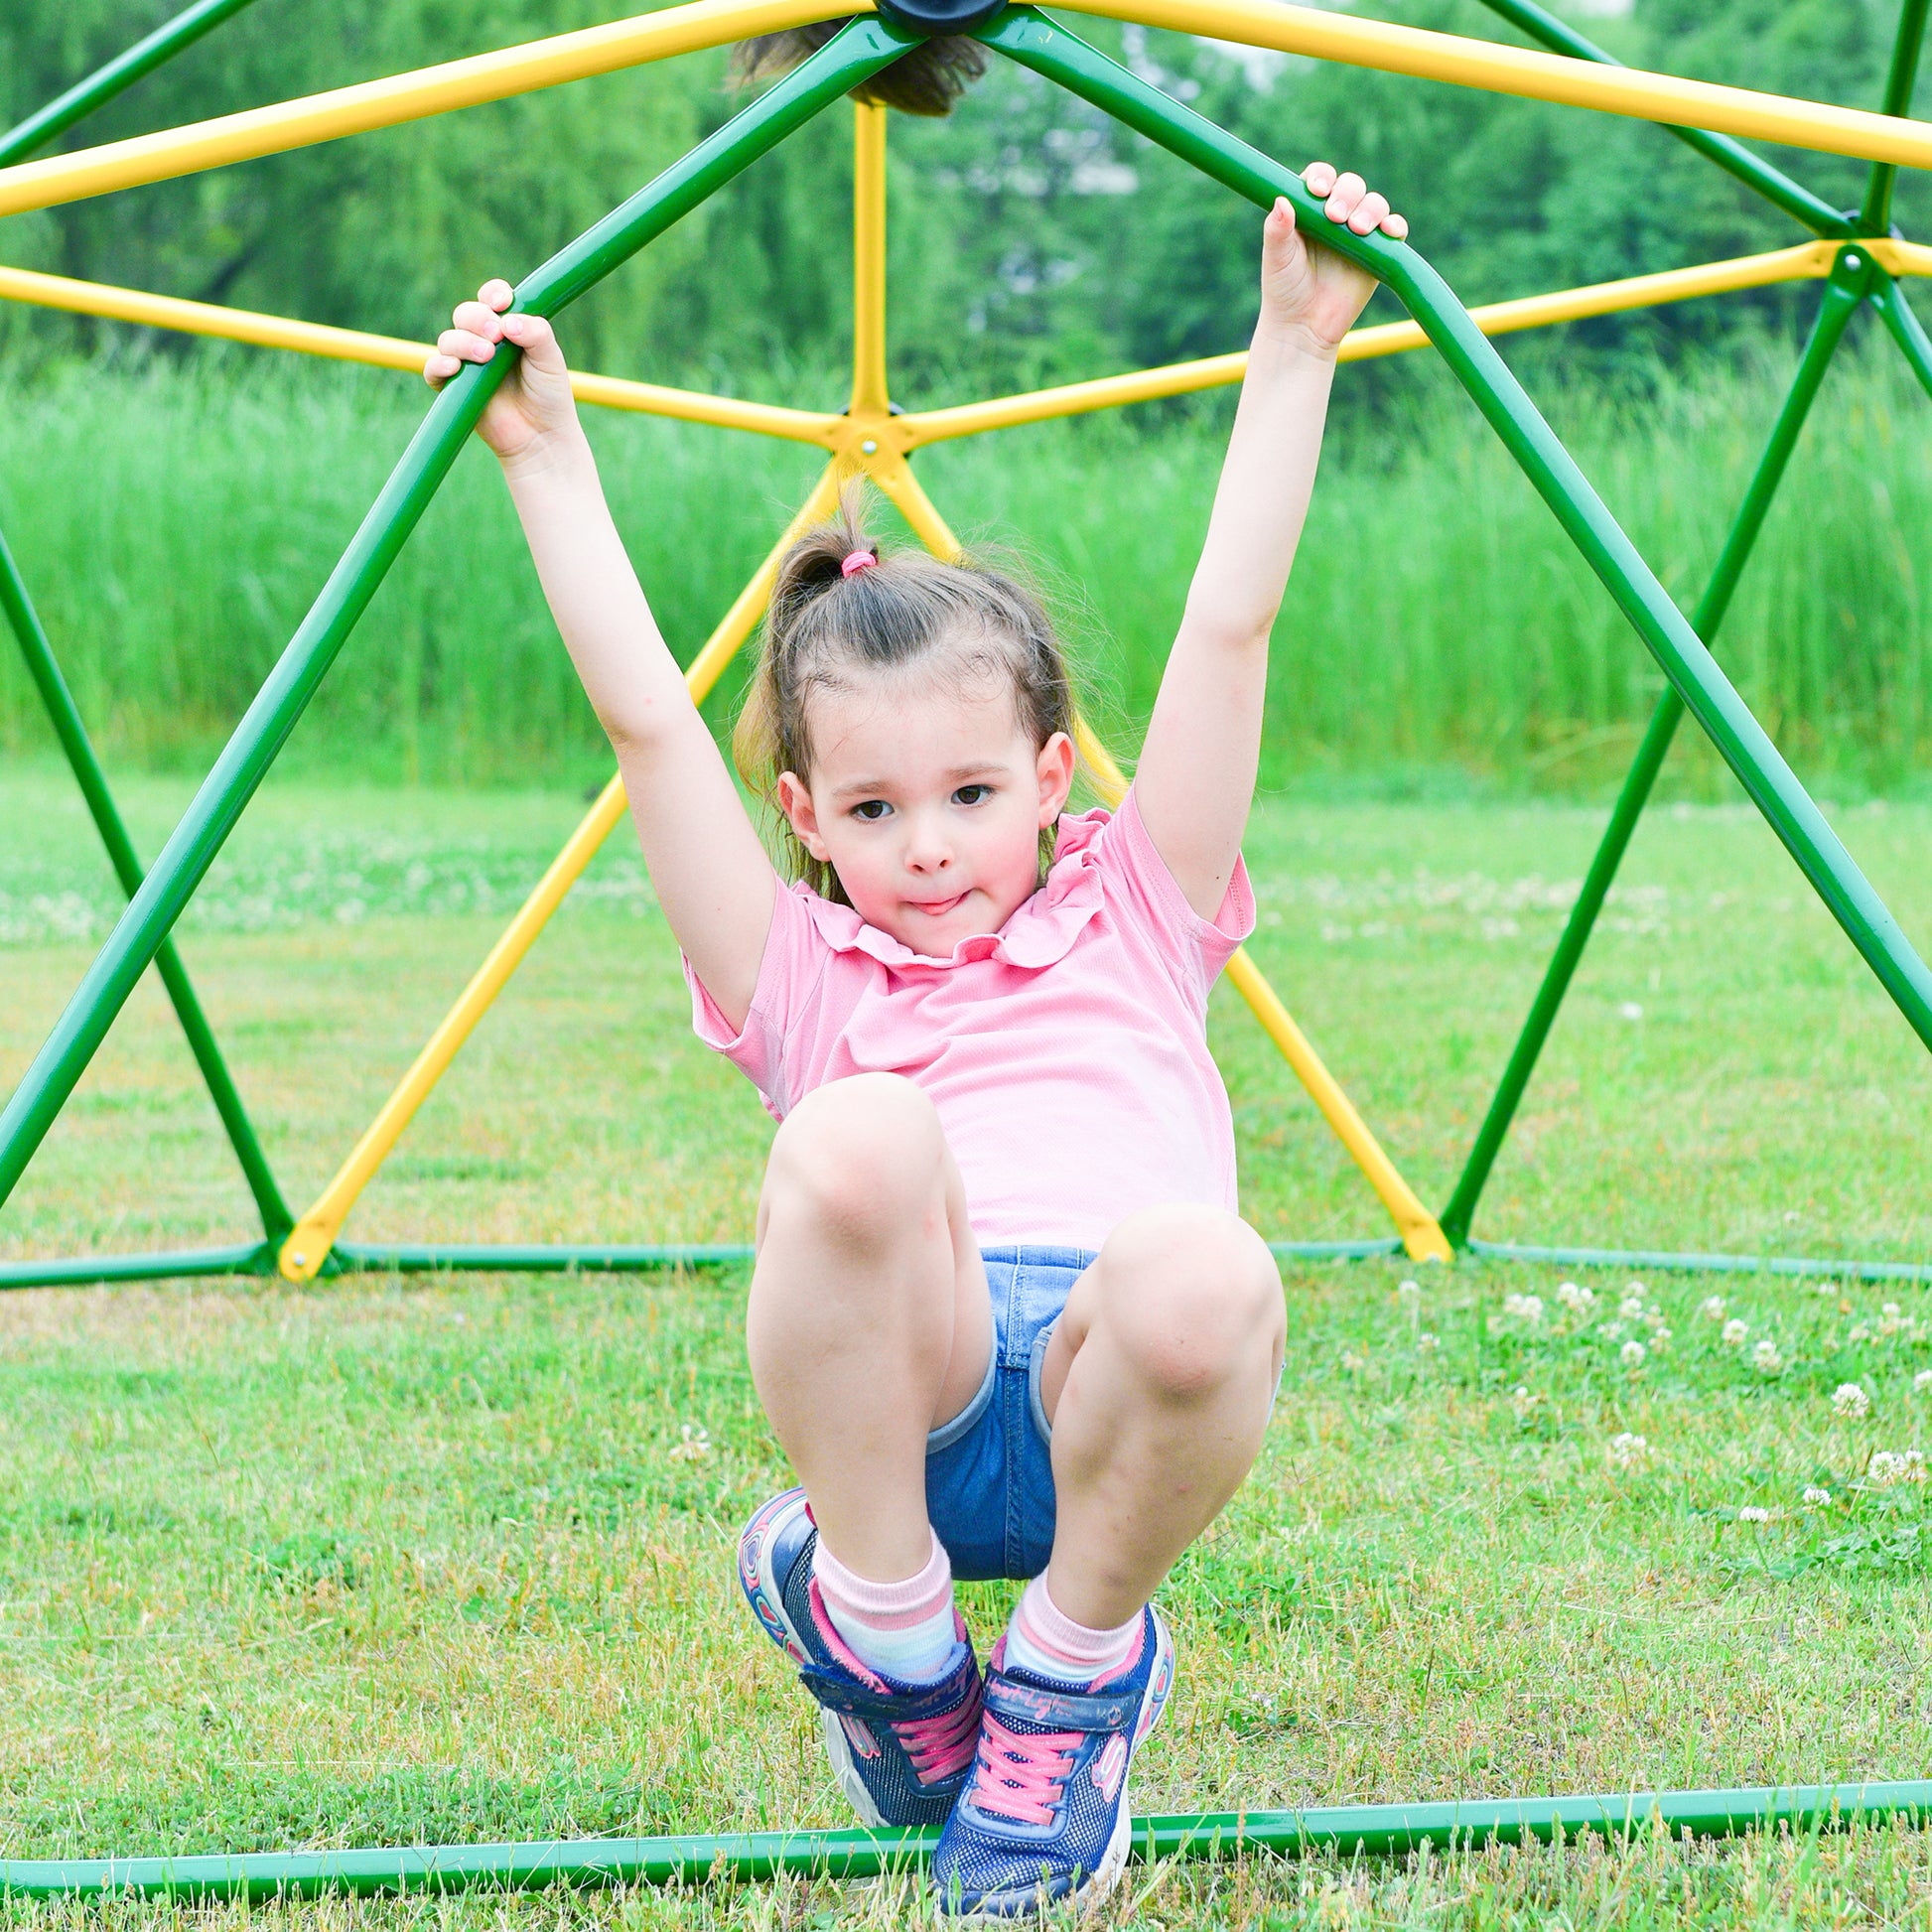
[811,1529,958,1685]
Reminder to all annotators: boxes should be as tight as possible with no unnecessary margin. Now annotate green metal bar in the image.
[0,1242,272,1291]
[0,15,918,1213]
[984,11,1932,1058]
[1860,0,1929,235]
[4,1782,1928,1899]
[0,0,266,170]
[1870,268,1932,397]
[1438,260,1867,1244]
[0,521,293,1236]
[1470,0,1854,237]
[1469,1240,1932,1284]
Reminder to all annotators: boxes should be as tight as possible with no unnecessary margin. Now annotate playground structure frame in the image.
[1,0,1931,1897]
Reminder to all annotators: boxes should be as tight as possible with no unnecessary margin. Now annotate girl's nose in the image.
[903,813,953,873]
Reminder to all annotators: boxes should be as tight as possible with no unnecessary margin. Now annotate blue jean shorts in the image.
[924,1244,1094,1583]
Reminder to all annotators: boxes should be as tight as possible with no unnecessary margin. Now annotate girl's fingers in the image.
[1303,160,1337,196]
[1323,171,1367,223]
[423,350,460,388]
[1380,209,1409,239]
[451,300,502,340]
[479,278,514,312]
[1348,191,1390,235]
[437,327,497,364]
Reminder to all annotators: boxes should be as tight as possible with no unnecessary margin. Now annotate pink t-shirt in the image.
[684,785,1255,1252]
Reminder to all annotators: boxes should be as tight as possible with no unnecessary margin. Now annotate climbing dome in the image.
[2,0,1932,1900]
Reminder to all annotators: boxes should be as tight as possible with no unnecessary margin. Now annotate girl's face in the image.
[776,669,1075,953]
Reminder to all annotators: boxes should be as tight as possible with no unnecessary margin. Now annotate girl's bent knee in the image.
[764,1074,947,1247]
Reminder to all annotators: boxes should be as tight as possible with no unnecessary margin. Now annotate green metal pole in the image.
[982,9,1932,1056]
[1438,258,1868,1245]
[1858,0,1929,236]
[0,0,266,170]
[2,1782,1928,1899]
[0,521,293,1236]
[1471,0,1854,237]
[1869,268,1932,398]
[0,1242,272,1291]
[0,15,918,1212]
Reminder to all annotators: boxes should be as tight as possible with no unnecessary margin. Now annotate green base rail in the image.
[5,1782,1930,1900]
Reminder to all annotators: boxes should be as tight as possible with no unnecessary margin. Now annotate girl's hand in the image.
[1258,163,1408,358]
[423,279,581,469]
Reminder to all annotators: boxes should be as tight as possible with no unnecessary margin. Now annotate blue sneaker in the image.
[738,1487,984,1829]
[930,1604,1174,1918]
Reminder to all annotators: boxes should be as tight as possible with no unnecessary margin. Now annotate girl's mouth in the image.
[908,892,967,917]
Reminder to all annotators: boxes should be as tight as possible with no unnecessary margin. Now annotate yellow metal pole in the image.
[0,264,845,445]
[277,465,843,1281]
[851,100,891,419]
[872,457,1451,1263]
[1051,0,1932,172]
[0,0,870,218]
[902,241,1837,445]
[1870,237,1932,277]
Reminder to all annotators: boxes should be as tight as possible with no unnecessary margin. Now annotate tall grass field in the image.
[2,335,1929,795]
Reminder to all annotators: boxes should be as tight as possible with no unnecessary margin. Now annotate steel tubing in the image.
[0,17,918,1210]
[1862,0,1930,234]
[6,1783,1931,1900]
[0,1242,272,1291]
[985,9,1932,1062]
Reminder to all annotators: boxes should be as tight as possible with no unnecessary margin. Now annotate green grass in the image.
[2,334,1929,794]
[2,770,1932,1925]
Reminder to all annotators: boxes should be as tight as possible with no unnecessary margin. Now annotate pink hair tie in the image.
[841,550,879,578]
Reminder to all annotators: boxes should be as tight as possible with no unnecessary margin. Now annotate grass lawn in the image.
[2,766,1931,1926]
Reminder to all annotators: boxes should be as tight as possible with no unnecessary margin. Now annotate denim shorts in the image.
[924,1244,1093,1583]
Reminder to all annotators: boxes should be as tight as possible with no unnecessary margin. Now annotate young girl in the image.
[428,161,1406,1917]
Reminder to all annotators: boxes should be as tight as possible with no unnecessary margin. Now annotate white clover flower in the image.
[1737,1506,1770,1524]
[1802,1486,1832,1508]
[1880,1303,1904,1335]
[1626,1280,1647,1300]
[1906,1449,1928,1483]
[1557,1280,1596,1314]
[1398,1279,1423,1306]
[1619,1297,1646,1320]
[1834,1383,1870,1420]
[1620,1339,1647,1367]
[1510,1385,1541,1423]
[668,1424,712,1462]
[1752,1338,1783,1374]
[1868,1449,1905,1485]
[1340,1348,1367,1373]
[1914,1369,1932,1393]
[1604,1320,1626,1341]
[1503,1292,1545,1325]
[1418,1332,1440,1354]
[1722,1318,1749,1347]
[1649,1325,1672,1350]
[1607,1431,1652,1470]
[1700,1296,1727,1321]
[1850,1324,1872,1344]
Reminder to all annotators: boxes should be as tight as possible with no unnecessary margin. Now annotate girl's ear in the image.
[1035,731,1076,826]
[776,770,831,861]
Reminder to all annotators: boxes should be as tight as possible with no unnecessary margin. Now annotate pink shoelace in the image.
[967,1713,1082,1826]
[896,1686,984,1784]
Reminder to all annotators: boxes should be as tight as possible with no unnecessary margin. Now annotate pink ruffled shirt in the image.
[684,785,1255,1252]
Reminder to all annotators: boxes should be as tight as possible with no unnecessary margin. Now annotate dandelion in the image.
[1418,1332,1440,1354]
[1557,1281,1596,1314]
[1607,1432,1652,1470]
[1510,1386,1541,1423]
[668,1424,712,1462]
[1834,1383,1870,1420]
[1503,1292,1545,1325]
[1802,1486,1832,1508]
[1619,1295,1646,1320]
[1700,1296,1727,1321]
[1914,1369,1932,1393]
[1737,1506,1770,1524]
[1620,1339,1647,1367]
[1751,1339,1783,1374]
[1722,1318,1749,1347]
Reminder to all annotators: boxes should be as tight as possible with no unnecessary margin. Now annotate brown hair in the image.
[732,26,986,117]
[735,486,1075,904]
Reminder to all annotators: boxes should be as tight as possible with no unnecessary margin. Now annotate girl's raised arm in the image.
[428,282,774,1030]
[1132,167,1405,920]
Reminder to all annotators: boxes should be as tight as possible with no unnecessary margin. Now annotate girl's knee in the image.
[764,1073,947,1247]
[1092,1206,1283,1398]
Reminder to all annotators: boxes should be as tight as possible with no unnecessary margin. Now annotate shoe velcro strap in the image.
[798,1657,973,1722]
[982,1677,1134,1734]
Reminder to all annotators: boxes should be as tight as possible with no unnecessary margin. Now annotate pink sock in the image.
[1003,1574,1140,1687]
[812,1530,958,1685]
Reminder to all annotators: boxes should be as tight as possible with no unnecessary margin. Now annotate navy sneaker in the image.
[738,1486,984,1829]
[929,1604,1173,1918]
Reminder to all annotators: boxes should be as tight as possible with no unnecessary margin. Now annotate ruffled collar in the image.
[793,804,1111,971]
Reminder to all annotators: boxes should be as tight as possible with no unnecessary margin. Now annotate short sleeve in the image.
[1094,786,1255,1000]
[682,879,827,1119]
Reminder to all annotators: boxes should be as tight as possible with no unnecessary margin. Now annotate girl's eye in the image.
[852,799,892,822]
[953,784,993,806]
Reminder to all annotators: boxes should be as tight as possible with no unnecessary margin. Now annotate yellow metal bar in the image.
[277,465,844,1281]
[0,0,869,219]
[0,263,845,445]
[851,100,891,418]
[902,241,1837,444]
[1053,0,1932,172]
[874,459,1450,1262]
[1870,237,1932,277]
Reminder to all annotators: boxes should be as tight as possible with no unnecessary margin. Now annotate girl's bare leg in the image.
[746,1072,993,1582]
[1036,1204,1285,1628]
